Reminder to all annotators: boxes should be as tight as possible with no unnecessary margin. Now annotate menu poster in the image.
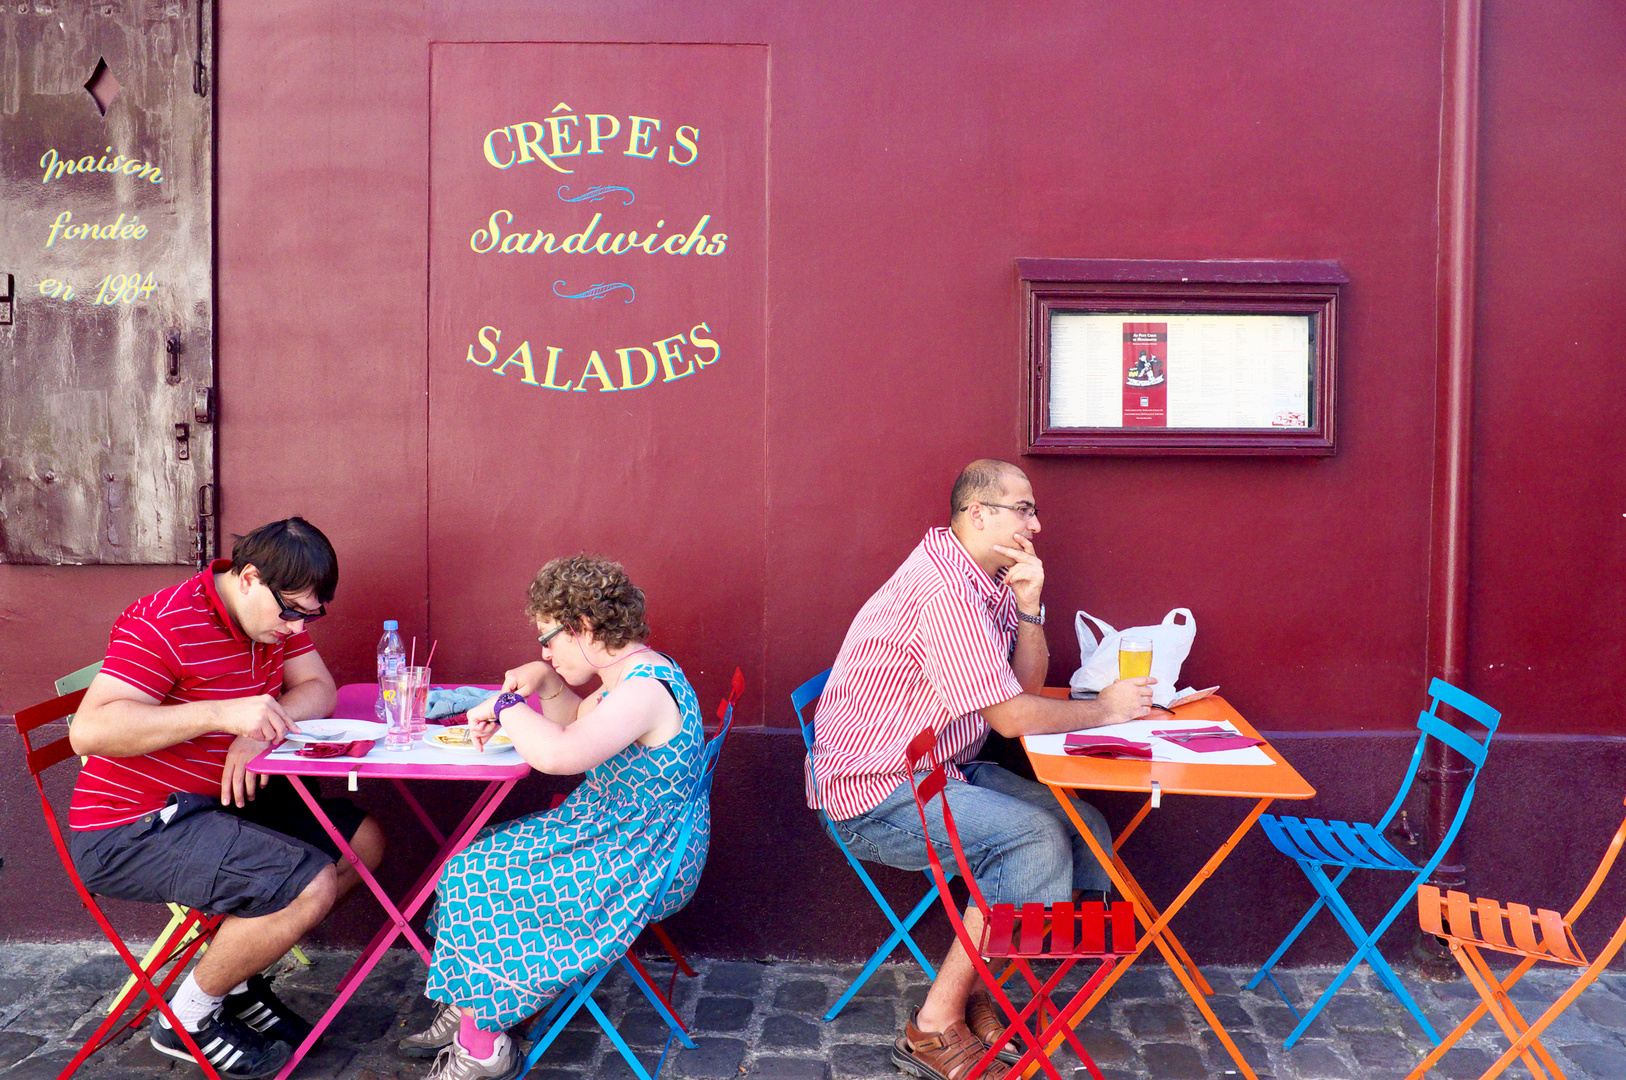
[1122,322,1167,426]
[1048,312,1313,430]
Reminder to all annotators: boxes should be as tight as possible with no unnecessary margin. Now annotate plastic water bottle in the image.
[375,620,405,719]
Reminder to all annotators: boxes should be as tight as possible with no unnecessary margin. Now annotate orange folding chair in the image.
[14,688,225,1079]
[905,727,1137,1080]
[1406,794,1626,1080]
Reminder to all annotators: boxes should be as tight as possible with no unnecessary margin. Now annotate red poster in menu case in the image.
[1122,321,1167,426]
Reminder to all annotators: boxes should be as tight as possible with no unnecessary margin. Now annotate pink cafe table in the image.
[249,682,530,1080]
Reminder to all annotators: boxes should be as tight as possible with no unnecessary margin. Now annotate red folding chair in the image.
[905,727,1137,1080]
[14,688,225,1079]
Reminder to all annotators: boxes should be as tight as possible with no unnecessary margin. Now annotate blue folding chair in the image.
[795,668,948,1022]
[1245,677,1502,1048]
[521,671,740,1079]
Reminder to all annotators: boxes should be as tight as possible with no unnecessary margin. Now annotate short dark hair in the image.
[230,518,339,603]
[950,459,1021,517]
[524,554,650,651]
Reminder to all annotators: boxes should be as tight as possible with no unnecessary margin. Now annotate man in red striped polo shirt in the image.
[806,460,1155,1080]
[67,518,385,1079]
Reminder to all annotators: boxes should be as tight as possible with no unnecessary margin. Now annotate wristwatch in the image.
[1016,603,1045,627]
[491,691,525,722]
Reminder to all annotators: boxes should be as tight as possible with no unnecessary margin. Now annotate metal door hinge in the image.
[194,483,216,568]
[193,386,213,424]
[174,422,190,461]
[0,273,12,326]
[165,331,184,383]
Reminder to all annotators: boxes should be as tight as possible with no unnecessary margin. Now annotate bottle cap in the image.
[383,620,399,631]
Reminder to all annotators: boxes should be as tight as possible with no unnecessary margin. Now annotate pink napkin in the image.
[1064,734,1153,759]
[296,739,376,759]
[1152,726,1264,753]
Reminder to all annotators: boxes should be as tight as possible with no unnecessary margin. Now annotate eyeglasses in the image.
[980,501,1040,520]
[268,586,326,623]
[537,624,571,648]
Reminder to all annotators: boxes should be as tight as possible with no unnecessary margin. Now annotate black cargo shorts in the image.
[69,776,369,919]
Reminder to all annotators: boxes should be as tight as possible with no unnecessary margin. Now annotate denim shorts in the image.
[70,776,367,919]
[828,761,1112,906]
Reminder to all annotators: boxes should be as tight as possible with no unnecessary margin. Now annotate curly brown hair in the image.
[523,554,650,651]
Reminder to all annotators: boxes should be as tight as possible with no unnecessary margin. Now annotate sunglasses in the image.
[269,586,326,623]
[537,624,571,648]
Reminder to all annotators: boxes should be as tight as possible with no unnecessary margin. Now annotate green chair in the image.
[55,662,312,1015]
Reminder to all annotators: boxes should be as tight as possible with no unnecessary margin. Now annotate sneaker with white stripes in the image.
[225,973,315,1050]
[150,1010,292,1080]
[399,999,461,1058]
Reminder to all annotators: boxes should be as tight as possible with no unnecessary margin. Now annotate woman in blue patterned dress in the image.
[400,555,710,1080]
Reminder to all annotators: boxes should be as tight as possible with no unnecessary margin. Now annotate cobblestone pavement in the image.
[5,944,1626,1080]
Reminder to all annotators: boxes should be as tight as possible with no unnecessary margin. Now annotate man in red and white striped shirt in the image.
[806,460,1154,1080]
[67,518,384,1079]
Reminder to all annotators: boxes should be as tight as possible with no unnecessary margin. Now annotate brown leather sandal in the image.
[891,1012,1011,1080]
[965,991,1022,1065]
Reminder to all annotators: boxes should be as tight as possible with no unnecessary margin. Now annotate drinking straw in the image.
[410,637,416,668]
[425,639,438,667]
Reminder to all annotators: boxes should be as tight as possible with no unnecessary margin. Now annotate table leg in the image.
[284,777,436,962]
[270,775,523,1080]
[332,777,522,995]
[1047,788,1272,1080]
[391,777,447,846]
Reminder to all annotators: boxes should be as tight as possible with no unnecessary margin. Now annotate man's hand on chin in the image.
[993,533,1045,612]
[1098,677,1156,723]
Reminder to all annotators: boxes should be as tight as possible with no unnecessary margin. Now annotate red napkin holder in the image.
[296,739,376,759]
[1063,734,1153,759]
[1151,726,1264,753]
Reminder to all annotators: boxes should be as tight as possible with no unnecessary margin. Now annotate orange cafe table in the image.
[1024,689,1315,1080]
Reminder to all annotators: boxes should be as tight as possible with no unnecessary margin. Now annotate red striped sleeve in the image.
[100,614,183,701]
[805,528,1023,820]
[69,562,322,830]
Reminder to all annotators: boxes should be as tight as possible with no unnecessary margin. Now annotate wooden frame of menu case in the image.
[1020,259,1347,456]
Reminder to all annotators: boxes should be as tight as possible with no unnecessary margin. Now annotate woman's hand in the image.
[502,660,558,697]
[465,692,500,724]
[469,717,502,751]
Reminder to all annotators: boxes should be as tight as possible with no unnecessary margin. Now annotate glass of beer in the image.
[1119,637,1153,680]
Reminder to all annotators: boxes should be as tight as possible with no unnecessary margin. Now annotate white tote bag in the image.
[1068,608,1195,708]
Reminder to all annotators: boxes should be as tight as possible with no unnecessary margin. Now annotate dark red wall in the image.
[3,1,1624,958]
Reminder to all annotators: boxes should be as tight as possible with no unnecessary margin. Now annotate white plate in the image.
[280,720,388,744]
[428,727,515,754]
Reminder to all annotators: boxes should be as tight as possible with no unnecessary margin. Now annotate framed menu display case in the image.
[1020,259,1346,456]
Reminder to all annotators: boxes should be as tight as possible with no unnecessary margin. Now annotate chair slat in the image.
[1282,817,1336,862]
[916,766,946,806]
[1306,819,1368,865]
[1328,819,1400,869]
[1349,822,1418,870]
[1110,901,1136,954]
[1507,904,1541,954]
[1475,896,1509,949]
[27,734,78,778]
[1537,908,1581,963]
[1050,902,1074,955]
[1018,903,1046,955]
[15,688,87,736]
[1417,885,1446,937]
[1078,901,1105,953]
[987,905,1016,957]
[1446,890,1476,940]
[1428,677,1503,730]
[1417,712,1488,767]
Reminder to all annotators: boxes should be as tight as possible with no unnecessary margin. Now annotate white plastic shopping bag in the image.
[1069,608,1196,708]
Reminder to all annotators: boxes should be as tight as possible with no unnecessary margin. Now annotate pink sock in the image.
[457,1013,499,1060]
